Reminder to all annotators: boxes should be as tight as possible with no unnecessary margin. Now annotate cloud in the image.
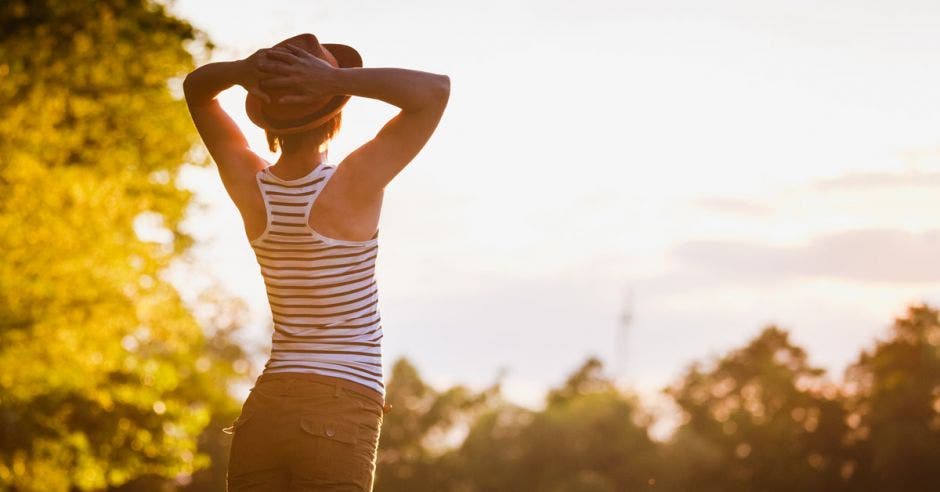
[694,196,773,217]
[671,228,940,284]
[813,171,940,191]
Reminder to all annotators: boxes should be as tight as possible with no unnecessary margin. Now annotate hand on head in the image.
[241,35,362,134]
[258,44,340,105]
[239,48,279,104]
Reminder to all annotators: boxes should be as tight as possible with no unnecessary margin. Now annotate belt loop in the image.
[332,380,341,398]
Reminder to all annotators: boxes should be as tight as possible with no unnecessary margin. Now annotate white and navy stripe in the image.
[250,163,384,398]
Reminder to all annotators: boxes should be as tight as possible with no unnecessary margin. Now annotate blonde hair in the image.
[265,113,343,153]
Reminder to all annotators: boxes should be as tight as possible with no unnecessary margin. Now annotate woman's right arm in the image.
[331,67,450,194]
[260,45,450,199]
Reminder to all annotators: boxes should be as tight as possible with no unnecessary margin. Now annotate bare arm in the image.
[331,67,450,114]
[183,51,273,191]
[260,45,450,199]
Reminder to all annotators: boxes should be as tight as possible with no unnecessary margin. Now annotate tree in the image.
[454,357,660,491]
[0,1,247,489]
[661,327,851,492]
[374,357,495,491]
[843,304,940,491]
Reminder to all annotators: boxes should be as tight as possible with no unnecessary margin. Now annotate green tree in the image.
[843,304,940,491]
[375,357,495,491]
[661,327,851,492]
[454,357,660,491]
[0,1,247,489]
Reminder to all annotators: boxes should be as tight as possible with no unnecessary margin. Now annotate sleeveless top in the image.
[249,162,384,402]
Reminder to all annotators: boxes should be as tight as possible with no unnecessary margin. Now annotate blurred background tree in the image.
[661,327,852,492]
[367,327,940,492]
[843,304,940,491]
[0,1,250,490]
[451,356,660,491]
[373,357,496,491]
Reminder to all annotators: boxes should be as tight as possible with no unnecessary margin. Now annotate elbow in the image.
[182,71,197,101]
[182,70,213,108]
[404,74,450,113]
[430,73,451,109]
[182,69,208,105]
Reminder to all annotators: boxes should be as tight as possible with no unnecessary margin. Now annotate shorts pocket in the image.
[300,413,358,444]
[342,388,385,419]
[298,412,364,483]
[222,408,255,435]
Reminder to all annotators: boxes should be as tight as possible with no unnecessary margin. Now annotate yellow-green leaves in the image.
[0,1,245,490]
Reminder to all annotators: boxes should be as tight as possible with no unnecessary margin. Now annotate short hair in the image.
[265,113,343,153]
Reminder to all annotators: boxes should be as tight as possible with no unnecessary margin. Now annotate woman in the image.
[183,33,450,491]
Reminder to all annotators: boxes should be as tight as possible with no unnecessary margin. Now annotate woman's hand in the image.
[235,48,277,103]
[257,44,341,105]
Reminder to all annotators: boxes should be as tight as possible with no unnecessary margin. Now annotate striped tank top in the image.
[249,162,384,402]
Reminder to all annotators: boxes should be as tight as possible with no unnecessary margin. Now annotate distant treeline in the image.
[359,303,940,492]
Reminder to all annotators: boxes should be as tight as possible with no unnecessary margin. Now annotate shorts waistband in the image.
[254,371,391,414]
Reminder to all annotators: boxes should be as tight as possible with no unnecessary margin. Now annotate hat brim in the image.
[245,43,363,134]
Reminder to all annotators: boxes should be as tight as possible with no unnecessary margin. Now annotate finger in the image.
[266,47,301,64]
[257,59,295,75]
[259,76,299,90]
[250,88,272,104]
[284,44,318,63]
[283,44,307,57]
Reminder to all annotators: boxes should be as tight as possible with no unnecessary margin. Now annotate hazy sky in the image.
[166,0,940,419]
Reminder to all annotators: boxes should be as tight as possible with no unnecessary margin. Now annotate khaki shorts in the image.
[224,374,386,491]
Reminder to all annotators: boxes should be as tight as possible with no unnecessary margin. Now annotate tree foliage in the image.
[0,1,244,490]
[373,357,496,491]
[843,304,940,491]
[662,327,851,492]
[453,357,660,491]
[369,307,940,492]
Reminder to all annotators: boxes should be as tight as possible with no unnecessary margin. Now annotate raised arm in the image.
[259,45,450,198]
[183,50,274,188]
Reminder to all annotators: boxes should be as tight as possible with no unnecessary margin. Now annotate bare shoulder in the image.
[323,159,384,211]
[305,159,383,243]
[218,152,268,211]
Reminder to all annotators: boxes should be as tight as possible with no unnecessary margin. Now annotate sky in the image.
[164,0,940,431]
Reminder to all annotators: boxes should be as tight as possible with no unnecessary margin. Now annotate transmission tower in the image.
[615,286,634,385]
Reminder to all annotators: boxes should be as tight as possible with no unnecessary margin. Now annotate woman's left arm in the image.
[183,51,273,185]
